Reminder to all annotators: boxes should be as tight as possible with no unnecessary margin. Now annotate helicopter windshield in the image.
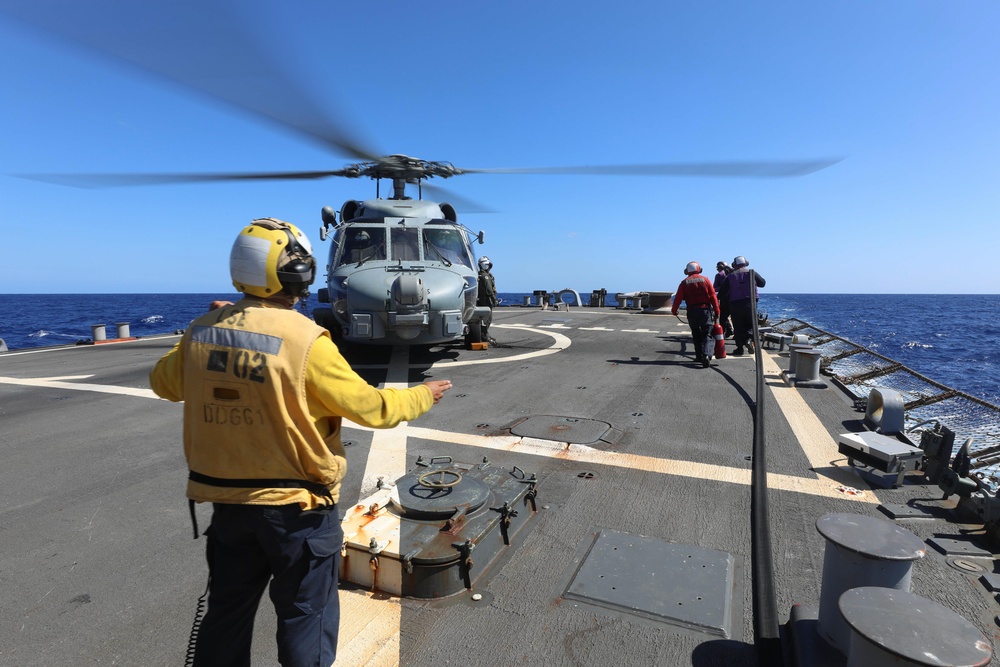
[390,227,420,262]
[423,226,474,268]
[337,227,386,267]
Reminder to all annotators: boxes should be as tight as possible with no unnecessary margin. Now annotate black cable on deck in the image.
[749,270,783,664]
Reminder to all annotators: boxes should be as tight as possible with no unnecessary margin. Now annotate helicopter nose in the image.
[392,275,427,310]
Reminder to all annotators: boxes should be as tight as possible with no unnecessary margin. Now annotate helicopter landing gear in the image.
[465,320,483,349]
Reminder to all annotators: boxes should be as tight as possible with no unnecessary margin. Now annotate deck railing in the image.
[770,318,1000,494]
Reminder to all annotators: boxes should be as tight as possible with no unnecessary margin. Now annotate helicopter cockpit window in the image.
[390,227,420,262]
[338,227,386,266]
[423,226,474,268]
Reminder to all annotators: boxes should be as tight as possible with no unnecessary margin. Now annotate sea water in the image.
[1,293,997,405]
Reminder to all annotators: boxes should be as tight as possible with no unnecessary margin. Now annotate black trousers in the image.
[719,300,733,335]
[194,503,343,667]
[730,299,754,348]
[687,307,714,359]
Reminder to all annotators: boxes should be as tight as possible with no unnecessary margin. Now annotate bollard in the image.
[116,322,131,339]
[863,388,905,435]
[644,292,674,314]
[91,324,107,342]
[777,335,792,352]
[785,344,814,379]
[839,587,992,667]
[0,337,7,353]
[794,349,827,388]
[815,513,925,655]
[523,296,531,307]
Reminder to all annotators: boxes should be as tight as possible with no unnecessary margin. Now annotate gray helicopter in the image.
[310,156,492,347]
[2,1,841,348]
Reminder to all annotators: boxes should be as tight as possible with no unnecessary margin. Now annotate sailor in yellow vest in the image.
[150,218,452,667]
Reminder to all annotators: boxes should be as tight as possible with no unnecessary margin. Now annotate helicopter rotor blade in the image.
[415,181,495,214]
[0,0,381,162]
[459,159,843,178]
[15,169,361,189]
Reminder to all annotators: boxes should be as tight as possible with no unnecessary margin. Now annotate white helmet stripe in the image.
[230,234,272,288]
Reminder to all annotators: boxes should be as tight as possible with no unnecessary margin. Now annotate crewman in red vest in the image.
[671,261,721,368]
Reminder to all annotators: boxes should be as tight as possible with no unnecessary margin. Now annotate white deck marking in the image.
[537,323,572,329]
[337,590,401,667]
[0,375,160,400]
[346,345,413,666]
[360,346,411,497]
[350,326,571,371]
[0,347,83,357]
[578,327,613,331]
[621,328,659,333]
[425,326,571,369]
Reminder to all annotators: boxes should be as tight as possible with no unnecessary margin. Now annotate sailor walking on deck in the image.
[671,261,721,368]
[714,261,734,338]
[718,255,765,356]
[149,218,452,667]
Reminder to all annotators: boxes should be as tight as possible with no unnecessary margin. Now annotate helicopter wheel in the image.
[465,320,483,349]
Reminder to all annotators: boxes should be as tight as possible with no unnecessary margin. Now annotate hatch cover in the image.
[564,529,735,637]
[391,468,491,519]
[511,416,611,444]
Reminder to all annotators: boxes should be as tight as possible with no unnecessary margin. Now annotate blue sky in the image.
[1,1,997,294]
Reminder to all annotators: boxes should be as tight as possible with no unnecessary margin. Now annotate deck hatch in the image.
[564,529,734,637]
[511,415,611,444]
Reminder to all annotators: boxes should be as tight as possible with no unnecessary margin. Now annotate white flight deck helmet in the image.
[478,256,492,271]
[230,218,316,299]
[733,256,749,268]
[684,261,702,275]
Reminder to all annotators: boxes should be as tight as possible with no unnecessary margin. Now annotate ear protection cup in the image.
[276,228,316,298]
[276,259,315,294]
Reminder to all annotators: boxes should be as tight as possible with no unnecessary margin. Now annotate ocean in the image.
[1,293,997,405]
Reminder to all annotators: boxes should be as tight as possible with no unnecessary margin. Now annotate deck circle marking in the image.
[426,325,571,369]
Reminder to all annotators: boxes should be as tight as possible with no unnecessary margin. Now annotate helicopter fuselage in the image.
[313,197,489,346]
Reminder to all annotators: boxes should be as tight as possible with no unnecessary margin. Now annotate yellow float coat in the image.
[149,298,433,508]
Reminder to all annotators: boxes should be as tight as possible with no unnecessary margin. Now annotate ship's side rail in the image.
[770,318,1000,493]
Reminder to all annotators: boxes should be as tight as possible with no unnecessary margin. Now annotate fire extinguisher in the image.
[713,321,727,359]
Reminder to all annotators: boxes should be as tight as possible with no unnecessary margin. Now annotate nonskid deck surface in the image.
[1,306,997,666]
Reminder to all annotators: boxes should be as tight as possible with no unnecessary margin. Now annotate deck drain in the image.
[577,471,597,480]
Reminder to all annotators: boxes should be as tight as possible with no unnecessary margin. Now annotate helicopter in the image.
[1,2,841,347]
[310,156,492,347]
